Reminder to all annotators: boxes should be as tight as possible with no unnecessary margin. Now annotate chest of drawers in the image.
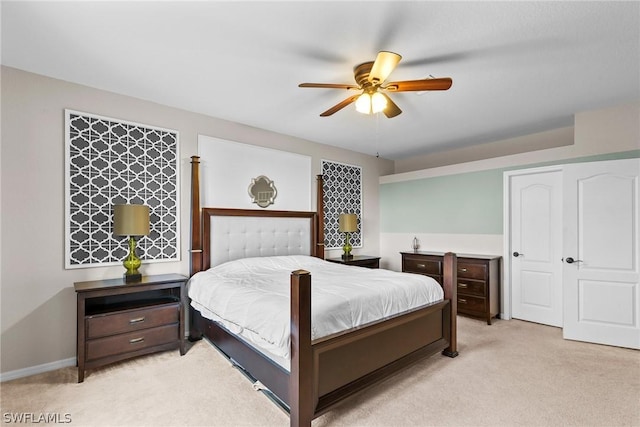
[401,252,501,324]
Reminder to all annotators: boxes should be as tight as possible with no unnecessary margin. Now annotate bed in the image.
[188,156,458,427]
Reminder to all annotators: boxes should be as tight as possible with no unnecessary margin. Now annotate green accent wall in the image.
[380,170,504,234]
[380,150,640,234]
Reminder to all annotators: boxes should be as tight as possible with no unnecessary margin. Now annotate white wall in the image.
[198,135,312,210]
[393,126,575,174]
[0,66,394,378]
[384,101,639,183]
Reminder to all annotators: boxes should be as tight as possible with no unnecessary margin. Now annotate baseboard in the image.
[0,357,76,383]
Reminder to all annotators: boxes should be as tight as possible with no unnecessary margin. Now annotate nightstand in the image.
[325,255,381,269]
[74,273,188,382]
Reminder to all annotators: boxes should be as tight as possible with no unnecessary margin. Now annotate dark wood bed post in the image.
[189,156,204,341]
[190,156,203,276]
[442,252,459,357]
[316,175,325,259]
[290,269,314,427]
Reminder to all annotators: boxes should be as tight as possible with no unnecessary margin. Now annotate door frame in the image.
[503,165,564,321]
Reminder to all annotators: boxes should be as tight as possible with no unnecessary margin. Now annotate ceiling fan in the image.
[299,51,453,118]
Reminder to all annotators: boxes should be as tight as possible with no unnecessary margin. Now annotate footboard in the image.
[313,300,449,414]
[289,253,458,427]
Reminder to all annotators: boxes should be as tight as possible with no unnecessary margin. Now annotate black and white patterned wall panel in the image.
[65,110,180,268]
[321,160,362,249]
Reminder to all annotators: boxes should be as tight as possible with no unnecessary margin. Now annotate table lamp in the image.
[339,213,358,260]
[113,204,150,282]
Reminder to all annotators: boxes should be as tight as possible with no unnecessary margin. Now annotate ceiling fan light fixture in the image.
[355,93,371,114]
[371,92,387,113]
[355,92,387,114]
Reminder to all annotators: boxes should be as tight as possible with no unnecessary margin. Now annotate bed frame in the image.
[188,156,457,427]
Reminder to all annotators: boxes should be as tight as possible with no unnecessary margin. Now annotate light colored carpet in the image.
[1,317,639,427]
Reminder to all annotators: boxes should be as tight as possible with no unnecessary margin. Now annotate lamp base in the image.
[124,273,142,283]
[123,236,142,283]
[342,231,353,260]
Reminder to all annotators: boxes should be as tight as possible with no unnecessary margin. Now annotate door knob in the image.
[513,251,523,257]
[565,257,583,264]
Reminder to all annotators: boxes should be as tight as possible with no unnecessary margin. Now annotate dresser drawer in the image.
[403,255,442,276]
[457,262,487,280]
[457,295,486,313]
[86,324,178,361]
[458,279,486,297]
[86,302,180,339]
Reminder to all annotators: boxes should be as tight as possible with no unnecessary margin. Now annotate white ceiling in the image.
[2,1,639,160]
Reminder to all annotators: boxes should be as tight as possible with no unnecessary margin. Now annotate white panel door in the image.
[510,170,563,327]
[563,158,640,349]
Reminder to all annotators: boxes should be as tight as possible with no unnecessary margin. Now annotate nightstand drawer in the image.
[86,324,179,361]
[86,302,180,339]
[457,295,486,313]
[457,262,487,280]
[458,279,486,297]
[403,255,442,275]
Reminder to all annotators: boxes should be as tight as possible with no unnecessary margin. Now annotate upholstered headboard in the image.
[204,210,314,268]
[199,208,318,271]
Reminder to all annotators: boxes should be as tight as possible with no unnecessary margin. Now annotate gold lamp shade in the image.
[114,204,150,236]
[113,204,150,282]
[339,213,358,233]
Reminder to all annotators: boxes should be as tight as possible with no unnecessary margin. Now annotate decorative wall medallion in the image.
[248,175,277,208]
[321,160,362,249]
[64,110,180,268]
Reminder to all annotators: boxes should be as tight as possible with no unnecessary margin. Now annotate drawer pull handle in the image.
[459,268,467,272]
[129,317,145,324]
[459,299,467,304]
[459,283,468,288]
[129,337,145,344]
[416,263,426,268]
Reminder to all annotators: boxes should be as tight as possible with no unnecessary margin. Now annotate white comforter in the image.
[188,255,443,359]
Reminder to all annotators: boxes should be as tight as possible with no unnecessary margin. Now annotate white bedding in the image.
[188,255,443,360]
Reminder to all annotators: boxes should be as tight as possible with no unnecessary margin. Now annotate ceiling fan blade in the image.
[368,51,402,85]
[381,93,402,118]
[384,77,452,92]
[299,83,360,90]
[319,94,361,117]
